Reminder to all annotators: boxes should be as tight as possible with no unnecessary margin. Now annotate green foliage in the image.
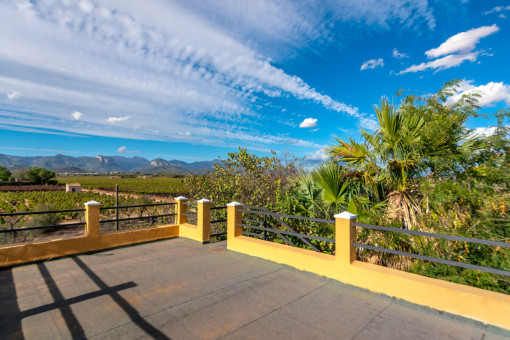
[184,148,299,209]
[0,166,10,181]
[14,167,57,185]
[321,80,510,293]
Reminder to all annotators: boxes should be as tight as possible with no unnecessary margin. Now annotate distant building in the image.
[66,183,82,193]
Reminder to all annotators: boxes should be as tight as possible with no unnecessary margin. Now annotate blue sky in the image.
[0,0,509,162]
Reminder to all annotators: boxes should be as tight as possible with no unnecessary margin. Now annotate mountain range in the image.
[0,154,221,174]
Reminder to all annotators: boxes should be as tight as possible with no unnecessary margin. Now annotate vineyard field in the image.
[57,176,187,195]
[0,191,175,245]
[0,191,142,214]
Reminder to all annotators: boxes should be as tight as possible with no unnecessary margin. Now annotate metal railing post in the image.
[335,211,357,265]
[227,202,243,240]
[197,198,211,243]
[85,200,101,238]
[175,196,188,225]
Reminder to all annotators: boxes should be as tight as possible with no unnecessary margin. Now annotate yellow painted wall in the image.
[227,234,510,330]
[179,223,208,243]
[0,224,179,267]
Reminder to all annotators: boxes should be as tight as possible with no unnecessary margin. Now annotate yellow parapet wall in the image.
[177,198,211,243]
[227,204,510,330]
[0,200,179,267]
[0,225,179,267]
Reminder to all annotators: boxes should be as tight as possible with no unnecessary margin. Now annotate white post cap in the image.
[227,201,243,207]
[84,200,101,206]
[334,211,357,219]
[174,196,188,201]
[197,198,211,203]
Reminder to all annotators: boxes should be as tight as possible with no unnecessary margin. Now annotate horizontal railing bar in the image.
[0,222,86,233]
[242,231,264,238]
[243,218,264,224]
[240,209,335,224]
[211,219,227,224]
[240,223,335,243]
[353,243,510,277]
[184,202,197,206]
[243,206,269,211]
[100,213,176,224]
[210,232,227,237]
[354,223,510,248]
[183,213,196,218]
[0,208,85,217]
[100,202,176,210]
[210,206,227,210]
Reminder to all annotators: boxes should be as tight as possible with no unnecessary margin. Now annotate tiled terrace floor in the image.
[1,238,508,340]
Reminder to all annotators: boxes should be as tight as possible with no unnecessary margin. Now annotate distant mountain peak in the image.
[0,153,219,175]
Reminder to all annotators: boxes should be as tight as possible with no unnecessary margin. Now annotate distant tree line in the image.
[0,167,57,185]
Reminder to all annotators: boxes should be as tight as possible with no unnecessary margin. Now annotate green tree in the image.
[326,80,484,227]
[184,148,299,209]
[0,166,11,182]
[26,168,57,185]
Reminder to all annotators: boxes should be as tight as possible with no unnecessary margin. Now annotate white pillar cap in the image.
[227,201,243,207]
[174,196,188,201]
[197,198,211,203]
[334,211,357,220]
[84,200,101,206]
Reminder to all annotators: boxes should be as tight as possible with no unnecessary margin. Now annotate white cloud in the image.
[483,6,510,15]
[117,146,139,154]
[470,126,498,138]
[448,80,510,107]
[305,148,329,161]
[299,117,318,128]
[359,116,379,131]
[72,111,83,120]
[499,14,507,19]
[399,25,499,74]
[7,91,20,100]
[360,58,384,71]
[392,48,408,59]
[0,0,437,156]
[107,116,130,123]
[425,25,499,58]
[399,53,478,74]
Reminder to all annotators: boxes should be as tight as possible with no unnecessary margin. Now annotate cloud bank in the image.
[399,25,499,74]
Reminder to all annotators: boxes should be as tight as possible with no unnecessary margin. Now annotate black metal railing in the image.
[0,209,86,245]
[183,202,197,224]
[210,206,227,238]
[353,222,510,277]
[99,202,176,232]
[240,207,335,253]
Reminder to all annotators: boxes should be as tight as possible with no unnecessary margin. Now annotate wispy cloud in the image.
[483,6,510,15]
[0,146,80,154]
[360,58,384,71]
[399,25,499,74]
[299,118,318,128]
[107,116,130,123]
[392,48,408,59]
[117,146,139,154]
[0,0,437,155]
[6,91,20,100]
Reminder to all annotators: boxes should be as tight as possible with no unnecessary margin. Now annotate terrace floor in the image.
[1,238,508,340]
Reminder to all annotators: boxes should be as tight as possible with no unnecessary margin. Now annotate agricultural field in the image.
[57,176,187,195]
[0,191,139,214]
[0,191,175,245]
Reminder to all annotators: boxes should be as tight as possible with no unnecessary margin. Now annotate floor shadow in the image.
[0,268,24,340]
[1,263,139,340]
[71,256,171,340]
[37,262,87,339]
